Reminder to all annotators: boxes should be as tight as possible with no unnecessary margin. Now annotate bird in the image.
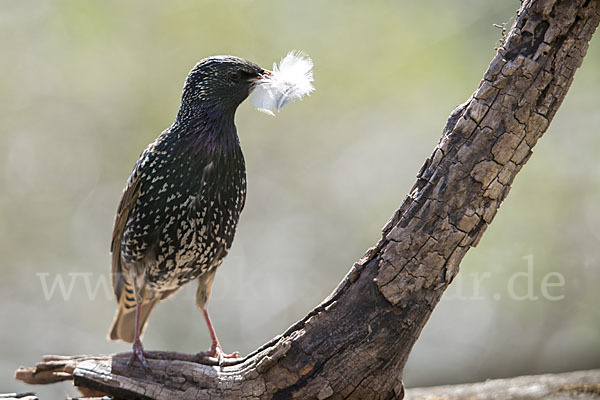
[108,56,269,368]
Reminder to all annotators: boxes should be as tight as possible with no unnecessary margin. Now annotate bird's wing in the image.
[111,132,216,296]
[110,140,158,299]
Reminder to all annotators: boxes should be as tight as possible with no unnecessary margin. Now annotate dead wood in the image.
[405,369,600,400]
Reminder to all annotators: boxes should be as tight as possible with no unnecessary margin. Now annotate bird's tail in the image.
[108,296,159,343]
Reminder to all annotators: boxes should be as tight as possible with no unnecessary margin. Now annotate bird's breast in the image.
[139,147,247,290]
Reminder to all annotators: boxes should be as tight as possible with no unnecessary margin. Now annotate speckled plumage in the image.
[108,57,265,361]
[118,119,246,295]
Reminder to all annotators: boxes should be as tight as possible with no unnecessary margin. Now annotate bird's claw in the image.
[197,342,241,365]
[127,341,153,372]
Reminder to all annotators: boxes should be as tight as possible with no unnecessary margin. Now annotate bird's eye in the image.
[228,70,241,82]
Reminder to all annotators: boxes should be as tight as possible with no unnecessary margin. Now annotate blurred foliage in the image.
[1,0,598,397]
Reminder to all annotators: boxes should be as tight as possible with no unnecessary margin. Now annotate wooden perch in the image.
[0,393,39,400]
[14,0,600,398]
[14,361,600,399]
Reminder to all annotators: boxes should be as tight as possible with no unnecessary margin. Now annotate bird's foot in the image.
[197,342,241,365]
[127,340,152,372]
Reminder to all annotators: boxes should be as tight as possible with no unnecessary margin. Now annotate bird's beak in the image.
[250,70,272,86]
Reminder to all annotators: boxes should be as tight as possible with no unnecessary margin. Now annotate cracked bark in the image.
[14,0,600,398]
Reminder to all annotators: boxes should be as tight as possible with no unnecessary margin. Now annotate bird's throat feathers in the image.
[172,108,241,156]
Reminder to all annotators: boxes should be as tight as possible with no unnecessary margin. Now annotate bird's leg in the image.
[198,308,241,364]
[127,302,152,372]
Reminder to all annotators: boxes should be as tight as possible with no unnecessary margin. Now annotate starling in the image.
[108,53,313,368]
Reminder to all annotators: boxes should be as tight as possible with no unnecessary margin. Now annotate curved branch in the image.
[15,0,600,398]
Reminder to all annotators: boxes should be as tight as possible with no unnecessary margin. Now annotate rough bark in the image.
[14,0,600,398]
[14,363,600,400]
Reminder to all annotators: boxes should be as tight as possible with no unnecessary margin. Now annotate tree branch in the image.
[14,0,600,398]
[405,369,600,400]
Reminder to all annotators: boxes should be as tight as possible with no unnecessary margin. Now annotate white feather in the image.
[251,51,314,116]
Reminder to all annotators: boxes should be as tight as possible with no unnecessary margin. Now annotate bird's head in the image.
[178,56,268,121]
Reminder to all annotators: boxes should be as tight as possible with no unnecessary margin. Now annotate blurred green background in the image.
[1,0,599,398]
